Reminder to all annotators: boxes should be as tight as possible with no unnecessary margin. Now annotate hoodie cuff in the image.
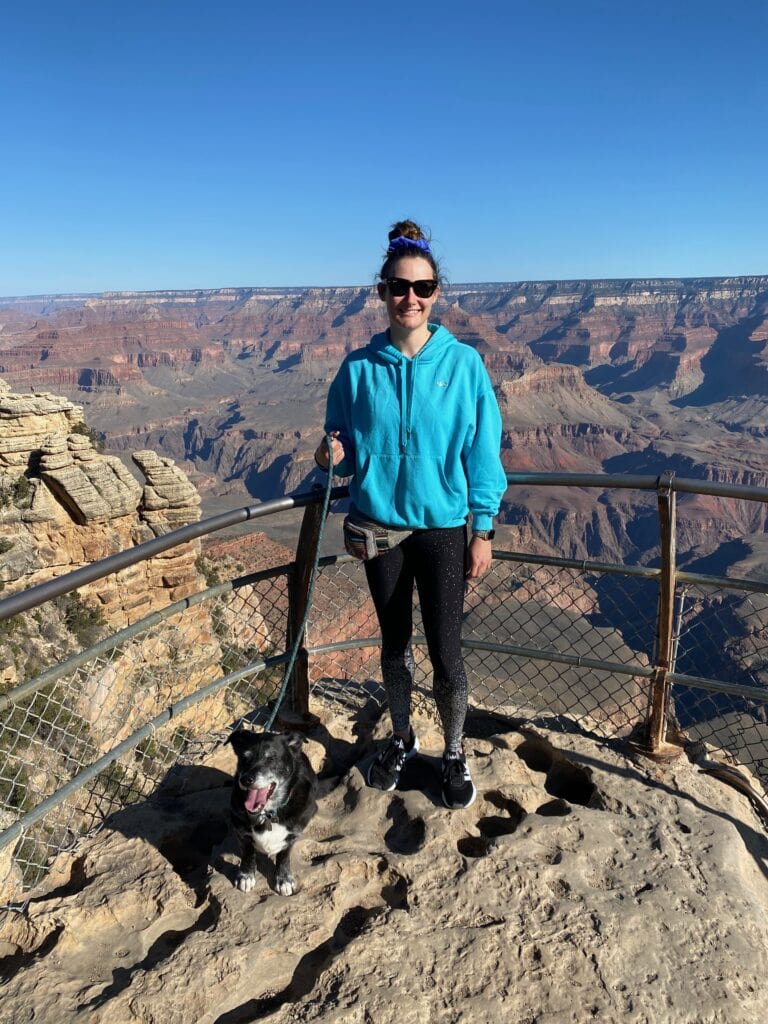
[471,514,494,533]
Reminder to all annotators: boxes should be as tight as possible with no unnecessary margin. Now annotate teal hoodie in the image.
[324,324,507,531]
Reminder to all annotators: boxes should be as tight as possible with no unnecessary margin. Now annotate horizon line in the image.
[3,271,768,304]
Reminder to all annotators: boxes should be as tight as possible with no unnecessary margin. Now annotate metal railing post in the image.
[644,470,683,757]
[285,489,326,718]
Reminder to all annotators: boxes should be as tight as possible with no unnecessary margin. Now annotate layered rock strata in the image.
[0,379,203,623]
[2,279,767,565]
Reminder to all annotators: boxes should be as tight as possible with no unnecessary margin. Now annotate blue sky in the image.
[1,0,766,295]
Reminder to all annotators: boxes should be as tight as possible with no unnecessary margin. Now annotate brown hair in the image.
[378,219,443,284]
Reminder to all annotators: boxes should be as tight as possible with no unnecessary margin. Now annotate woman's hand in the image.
[314,431,347,471]
[466,536,493,579]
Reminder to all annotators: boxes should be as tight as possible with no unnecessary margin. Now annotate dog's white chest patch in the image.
[253,822,290,857]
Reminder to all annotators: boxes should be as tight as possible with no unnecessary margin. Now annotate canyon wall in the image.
[2,276,768,569]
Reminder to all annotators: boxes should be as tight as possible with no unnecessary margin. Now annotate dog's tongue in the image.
[245,786,272,813]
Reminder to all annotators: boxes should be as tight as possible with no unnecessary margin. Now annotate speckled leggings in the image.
[364,526,468,754]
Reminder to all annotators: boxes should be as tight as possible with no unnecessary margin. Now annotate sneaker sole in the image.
[366,733,420,791]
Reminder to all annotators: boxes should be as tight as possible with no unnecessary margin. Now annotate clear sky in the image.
[1,0,766,295]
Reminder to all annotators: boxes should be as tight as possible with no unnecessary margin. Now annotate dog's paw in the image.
[275,875,296,897]
[235,871,258,893]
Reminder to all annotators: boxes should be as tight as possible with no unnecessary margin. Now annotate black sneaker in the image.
[441,751,476,809]
[367,730,420,791]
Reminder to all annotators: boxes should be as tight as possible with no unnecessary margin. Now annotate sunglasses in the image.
[385,277,439,298]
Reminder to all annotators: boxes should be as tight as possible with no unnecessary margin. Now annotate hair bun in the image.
[388,219,427,244]
[379,219,441,283]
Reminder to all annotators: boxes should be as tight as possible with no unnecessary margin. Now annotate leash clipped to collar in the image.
[254,810,277,829]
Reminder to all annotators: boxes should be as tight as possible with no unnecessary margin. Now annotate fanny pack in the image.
[343,512,413,561]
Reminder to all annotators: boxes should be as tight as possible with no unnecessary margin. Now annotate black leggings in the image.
[364,526,468,752]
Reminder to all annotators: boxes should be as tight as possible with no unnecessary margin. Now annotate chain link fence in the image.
[670,581,768,784]
[2,476,768,904]
[0,564,293,894]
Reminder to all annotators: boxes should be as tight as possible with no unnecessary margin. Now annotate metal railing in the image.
[2,471,768,904]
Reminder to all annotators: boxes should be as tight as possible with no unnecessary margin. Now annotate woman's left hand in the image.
[466,536,493,579]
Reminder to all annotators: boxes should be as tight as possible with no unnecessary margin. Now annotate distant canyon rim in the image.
[1,275,767,569]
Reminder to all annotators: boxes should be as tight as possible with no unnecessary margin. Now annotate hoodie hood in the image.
[366,324,457,366]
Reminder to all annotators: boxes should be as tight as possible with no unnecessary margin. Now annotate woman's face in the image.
[378,255,440,335]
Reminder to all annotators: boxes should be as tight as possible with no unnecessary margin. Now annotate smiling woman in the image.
[313,219,507,811]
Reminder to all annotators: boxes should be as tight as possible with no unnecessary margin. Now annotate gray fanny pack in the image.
[343,512,413,561]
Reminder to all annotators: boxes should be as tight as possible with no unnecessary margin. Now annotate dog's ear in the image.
[228,728,255,755]
[284,731,307,751]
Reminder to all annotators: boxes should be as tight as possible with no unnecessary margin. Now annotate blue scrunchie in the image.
[387,235,431,254]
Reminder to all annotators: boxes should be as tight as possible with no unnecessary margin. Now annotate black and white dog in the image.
[228,728,318,896]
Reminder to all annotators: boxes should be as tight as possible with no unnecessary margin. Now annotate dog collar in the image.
[254,809,278,828]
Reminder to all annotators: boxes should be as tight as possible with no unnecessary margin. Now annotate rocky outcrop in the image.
[0,379,206,636]
[39,433,142,523]
[0,381,82,470]
[1,706,767,1023]
[132,449,201,532]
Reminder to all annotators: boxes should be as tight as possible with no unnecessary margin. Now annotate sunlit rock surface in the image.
[2,706,766,1023]
[0,378,203,622]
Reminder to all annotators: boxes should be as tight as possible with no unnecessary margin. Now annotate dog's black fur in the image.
[228,728,318,896]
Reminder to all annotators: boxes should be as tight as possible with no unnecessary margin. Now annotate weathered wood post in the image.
[284,489,326,719]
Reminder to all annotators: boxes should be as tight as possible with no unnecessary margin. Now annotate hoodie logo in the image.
[436,379,449,388]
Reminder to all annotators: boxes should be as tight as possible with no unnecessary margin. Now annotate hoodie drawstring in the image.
[399,357,418,450]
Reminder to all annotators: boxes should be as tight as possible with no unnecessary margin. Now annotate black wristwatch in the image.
[472,529,495,541]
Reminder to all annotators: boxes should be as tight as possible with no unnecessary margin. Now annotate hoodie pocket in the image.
[435,458,465,502]
[357,454,467,527]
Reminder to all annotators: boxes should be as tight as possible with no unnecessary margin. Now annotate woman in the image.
[315,220,507,809]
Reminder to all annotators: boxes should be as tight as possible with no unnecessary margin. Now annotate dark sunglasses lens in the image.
[387,278,437,298]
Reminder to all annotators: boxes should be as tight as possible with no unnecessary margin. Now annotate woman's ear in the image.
[377,282,387,301]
